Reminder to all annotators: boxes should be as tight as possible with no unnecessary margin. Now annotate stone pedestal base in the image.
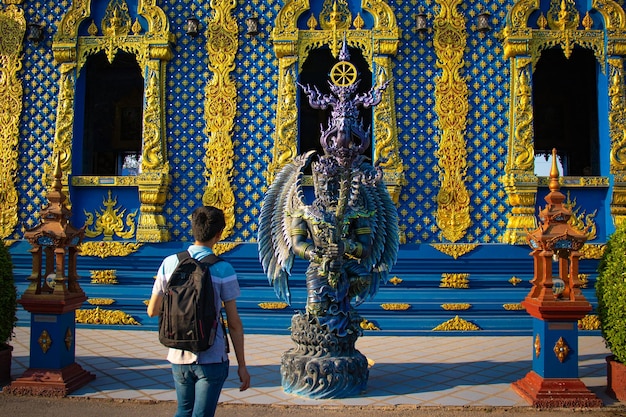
[512,370,602,408]
[281,312,368,399]
[4,363,95,397]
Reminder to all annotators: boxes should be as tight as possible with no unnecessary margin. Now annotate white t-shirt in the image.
[152,245,241,364]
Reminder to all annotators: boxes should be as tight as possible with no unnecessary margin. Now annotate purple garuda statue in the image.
[258,42,399,399]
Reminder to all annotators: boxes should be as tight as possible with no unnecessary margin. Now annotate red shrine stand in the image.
[511,150,601,407]
[6,159,95,396]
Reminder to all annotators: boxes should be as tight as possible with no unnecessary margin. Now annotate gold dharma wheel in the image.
[330,61,358,87]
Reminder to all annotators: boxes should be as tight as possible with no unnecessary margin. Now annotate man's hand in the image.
[238,366,251,391]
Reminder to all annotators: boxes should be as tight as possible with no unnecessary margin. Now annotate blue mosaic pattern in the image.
[15,1,64,239]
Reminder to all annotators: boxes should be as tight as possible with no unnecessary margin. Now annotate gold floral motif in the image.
[89,270,118,285]
[441,303,471,310]
[433,0,471,242]
[38,329,52,353]
[76,307,140,325]
[432,316,480,331]
[87,298,116,305]
[0,5,25,239]
[201,0,238,240]
[380,303,410,311]
[534,333,541,357]
[553,336,570,363]
[431,243,478,259]
[388,276,403,285]
[360,318,380,331]
[503,303,524,310]
[258,302,289,310]
[577,273,589,289]
[578,314,601,330]
[440,273,470,289]
[84,190,137,240]
[78,241,143,258]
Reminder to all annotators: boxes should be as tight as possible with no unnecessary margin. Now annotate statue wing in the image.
[258,151,315,304]
[353,164,399,302]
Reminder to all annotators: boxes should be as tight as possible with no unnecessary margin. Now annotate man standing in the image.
[147,206,250,417]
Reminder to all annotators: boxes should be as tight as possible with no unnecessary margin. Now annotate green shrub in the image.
[596,222,626,363]
[0,242,17,348]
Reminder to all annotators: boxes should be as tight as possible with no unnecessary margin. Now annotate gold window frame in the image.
[269,0,405,203]
[52,0,174,242]
[501,0,625,243]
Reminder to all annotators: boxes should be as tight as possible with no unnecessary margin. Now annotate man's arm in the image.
[224,299,250,391]
[146,293,163,317]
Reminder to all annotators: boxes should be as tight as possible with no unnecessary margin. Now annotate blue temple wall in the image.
[7,0,608,334]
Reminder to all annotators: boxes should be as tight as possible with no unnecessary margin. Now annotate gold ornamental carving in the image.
[90,270,118,284]
[431,243,478,259]
[432,315,480,331]
[52,0,173,242]
[258,302,288,310]
[76,307,140,325]
[38,329,52,353]
[380,303,410,311]
[78,241,142,258]
[441,303,471,310]
[440,273,470,289]
[608,60,626,225]
[433,0,470,242]
[388,276,403,285]
[0,4,25,239]
[360,318,380,331]
[201,0,238,240]
[65,328,73,350]
[503,303,524,310]
[84,190,137,240]
[270,0,404,199]
[87,298,116,305]
[553,336,570,363]
[509,276,522,286]
[578,314,601,330]
[534,333,541,357]
[579,243,605,259]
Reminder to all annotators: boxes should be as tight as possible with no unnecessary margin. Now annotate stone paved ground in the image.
[1,395,626,417]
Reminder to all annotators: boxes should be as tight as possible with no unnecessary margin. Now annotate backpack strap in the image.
[176,251,192,262]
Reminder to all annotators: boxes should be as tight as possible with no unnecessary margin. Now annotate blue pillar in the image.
[29,311,77,369]
[532,318,579,379]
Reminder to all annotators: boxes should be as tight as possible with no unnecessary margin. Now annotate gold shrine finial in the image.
[549,148,560,193]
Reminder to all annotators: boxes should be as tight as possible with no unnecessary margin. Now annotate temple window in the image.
[532,47,599,177]
[81,51,143,176]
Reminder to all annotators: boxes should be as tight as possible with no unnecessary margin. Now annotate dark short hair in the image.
[191,206,225,242]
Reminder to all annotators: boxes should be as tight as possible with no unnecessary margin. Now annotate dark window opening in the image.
[533,47,599,176]
[82,51,143,176]
[298,46,372,157]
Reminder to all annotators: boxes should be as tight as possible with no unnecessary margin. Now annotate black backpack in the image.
[158,251,222,352]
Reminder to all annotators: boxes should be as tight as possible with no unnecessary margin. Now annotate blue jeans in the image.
[171,361,229,417]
